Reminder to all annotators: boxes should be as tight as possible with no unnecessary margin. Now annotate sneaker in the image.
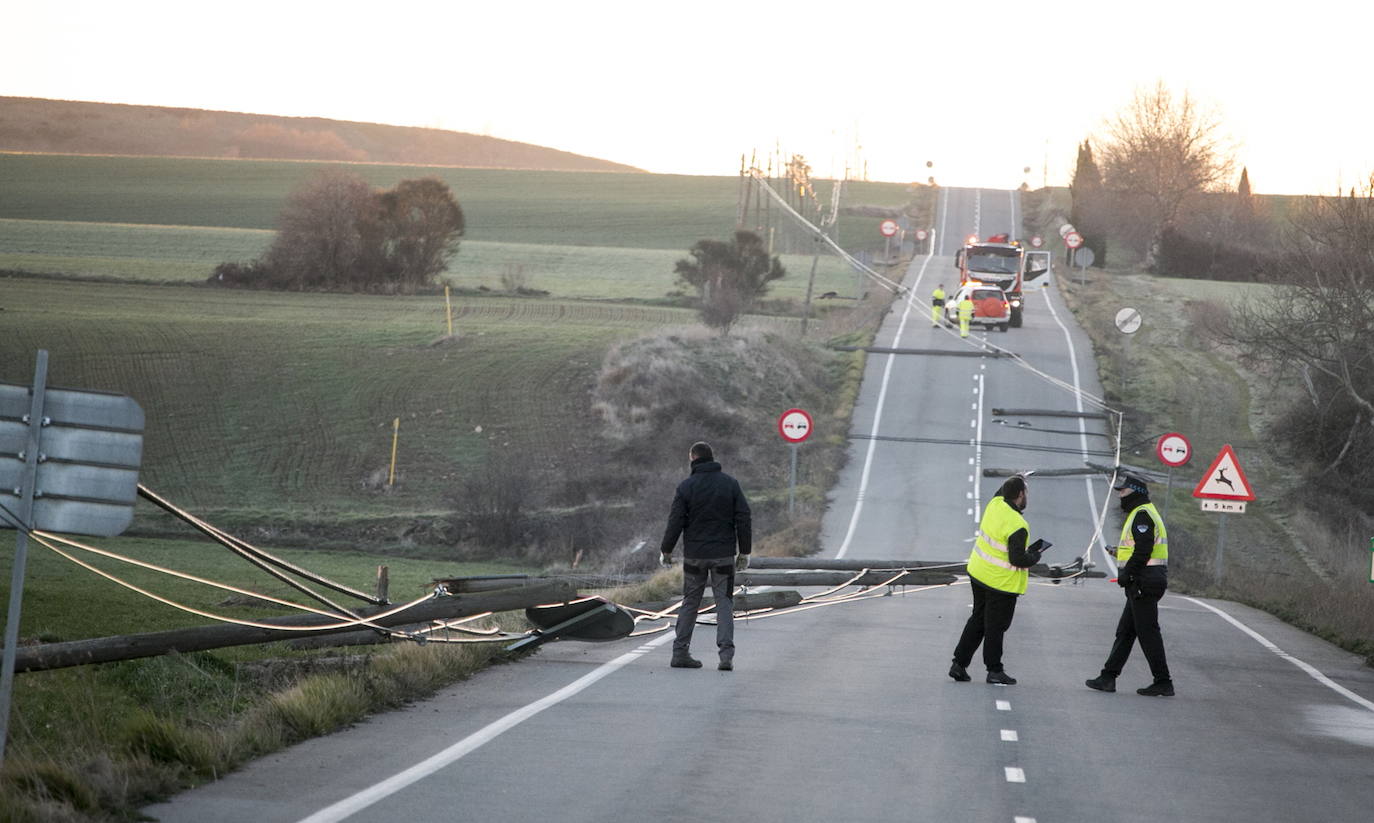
[1085,675,1117,693]
[1137,681,1175,697]
[948,662,971,682]
[718,659,733,671]
[670,656,703,669]
[986,670,1017,685]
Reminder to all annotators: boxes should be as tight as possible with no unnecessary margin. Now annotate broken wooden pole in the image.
[13,580,577,673]
[630,590,803,614]
[739,570,957,587]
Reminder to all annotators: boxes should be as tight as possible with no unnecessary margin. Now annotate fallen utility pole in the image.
[740,570,957,587]
[631,590,803,614]
[13,580,576,673]
[749,557,955,571]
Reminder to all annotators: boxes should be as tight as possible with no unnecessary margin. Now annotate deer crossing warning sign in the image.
[1192,444,1255,513]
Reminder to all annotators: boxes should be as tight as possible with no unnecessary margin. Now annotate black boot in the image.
[986,670,1017,685]
[948,662,971,682]
[670,655,702,669]
[1085,674,1116,693]
[1137,680,1174,697]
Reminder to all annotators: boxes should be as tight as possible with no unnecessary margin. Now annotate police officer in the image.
[1086,473,1174,696]
[949,475,1048,685]
[660,441,752,671]
[958,292,975,338]
[931,283,946,327]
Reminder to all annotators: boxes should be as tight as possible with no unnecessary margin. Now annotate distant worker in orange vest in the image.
[931,284,946,328]
[958,294,975,338]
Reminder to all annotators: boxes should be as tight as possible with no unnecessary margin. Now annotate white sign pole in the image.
[789,443,798,516]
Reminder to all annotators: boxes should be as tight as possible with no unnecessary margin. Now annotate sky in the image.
[5,0,1372,195]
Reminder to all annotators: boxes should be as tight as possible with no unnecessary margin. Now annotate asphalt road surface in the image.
[146,189,1374,823]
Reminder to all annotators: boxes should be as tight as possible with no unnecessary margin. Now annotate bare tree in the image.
[379,177,465,289]
[1228,177,1374,499]
[264,168,381,290]
[1097,81,1234,267]
[674,230,786,335]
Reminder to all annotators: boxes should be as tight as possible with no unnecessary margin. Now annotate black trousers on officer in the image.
[952,577,1019,672]
[674,559,735,662]
[1102,589,1171,683]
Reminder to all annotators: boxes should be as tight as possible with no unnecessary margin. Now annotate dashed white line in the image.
[1015,817,1038,823]
[996,700,1011,711]
[1001,729,1019,742]
[1005,767,1026,783]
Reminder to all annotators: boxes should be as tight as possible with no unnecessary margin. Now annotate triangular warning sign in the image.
[1192,444,1255,501]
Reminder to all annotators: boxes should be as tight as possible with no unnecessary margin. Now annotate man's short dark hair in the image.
[997,474,1027,501]
[690,441,714,462]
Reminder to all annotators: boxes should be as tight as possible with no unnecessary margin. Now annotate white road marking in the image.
[293,633,676,823]
[1001,729,1019,741]
[1005,767,1026,783]
[835,222,937,559]
[1183,596,1374,714]
[996,700,1011,711]
[973,372,985,518]
[1015,817,1039,823]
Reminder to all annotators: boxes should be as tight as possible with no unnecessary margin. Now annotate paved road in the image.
[146,188,1374,823]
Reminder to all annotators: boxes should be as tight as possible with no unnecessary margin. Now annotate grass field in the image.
[0,218,874,300]
[0,153,915,252]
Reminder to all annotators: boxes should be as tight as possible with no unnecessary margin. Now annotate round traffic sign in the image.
[916,229,928,240]
[1073,246,1096,268]
[1156,432,1192,467]
[778,408,813,443]
[1115,307,1142,334]
[879,219,899,238]
[1064,231,1084,249]
[1030,235,1043,248]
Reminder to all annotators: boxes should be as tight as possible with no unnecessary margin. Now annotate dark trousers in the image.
[1102,589,1171,682]
[952,577,1019,672]
[674,559,735,660]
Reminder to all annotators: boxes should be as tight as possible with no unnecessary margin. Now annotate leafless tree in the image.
[264,169,381,290]
[1228,178,1374,499]
[1097,81,1235,267]
[379,177,465,289]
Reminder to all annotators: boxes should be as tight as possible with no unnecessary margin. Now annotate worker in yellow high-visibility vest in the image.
[931,284,946,327]
[958,294,975,338]
[949,474,1049,685]
[1086,473,1174,696]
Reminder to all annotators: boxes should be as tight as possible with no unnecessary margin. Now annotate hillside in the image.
[0,96,643,172]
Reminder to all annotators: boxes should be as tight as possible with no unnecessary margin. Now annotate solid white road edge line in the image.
[293,633,676,823]
[835,206,937,559]
[1182,596,1374,713]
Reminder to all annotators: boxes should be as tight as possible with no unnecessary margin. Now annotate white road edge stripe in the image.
[293,633,676,823]
[835,200,938,559]
[1181,596,1374,713]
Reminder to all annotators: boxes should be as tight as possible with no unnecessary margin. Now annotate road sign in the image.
[778,408,813,443]
[1073,246,1096,268]
[1064,231,1084,249]
[1201,499,1247,513]
[0,382,145,537]
[879,219,899,238]
[1030,235,1043,248]
[1114,307,1142,334]
[916,229,928,240]
[1192,444,1255,502]
[1156,433,1192,467]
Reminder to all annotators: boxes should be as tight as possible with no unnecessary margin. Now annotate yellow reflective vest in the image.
[958,298,974,320]
[967,496,1031,594]
[1116,502,1168,566]
[932,287,946,306]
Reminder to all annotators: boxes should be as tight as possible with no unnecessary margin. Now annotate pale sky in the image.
[5,0,1370,195]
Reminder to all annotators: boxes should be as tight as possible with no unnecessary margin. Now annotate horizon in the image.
[7,1,1373,197]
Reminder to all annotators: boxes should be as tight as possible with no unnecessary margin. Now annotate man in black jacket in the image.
[660,442,752,671]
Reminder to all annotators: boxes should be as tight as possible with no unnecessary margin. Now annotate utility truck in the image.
[954,238,1050,328]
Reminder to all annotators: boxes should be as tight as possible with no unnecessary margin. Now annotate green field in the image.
[0,153,915,252]
[0,218,871,300]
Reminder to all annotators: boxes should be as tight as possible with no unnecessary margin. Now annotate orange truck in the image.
[953,238,1050,328]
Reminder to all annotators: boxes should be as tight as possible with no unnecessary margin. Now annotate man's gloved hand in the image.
[735,553,749,572]
[659,553,672,569]
[1116,572,1135,588]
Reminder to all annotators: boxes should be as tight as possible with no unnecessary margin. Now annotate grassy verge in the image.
[1051,259,1374,665]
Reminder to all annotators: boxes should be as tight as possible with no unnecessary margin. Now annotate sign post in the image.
[879,219,899,267]
[1154,432,1192,522]
[777,409,813,516]
[1191,444,1256,581]
[0,351,144,767]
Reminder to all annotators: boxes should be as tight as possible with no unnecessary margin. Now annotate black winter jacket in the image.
[659,460,752,560]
